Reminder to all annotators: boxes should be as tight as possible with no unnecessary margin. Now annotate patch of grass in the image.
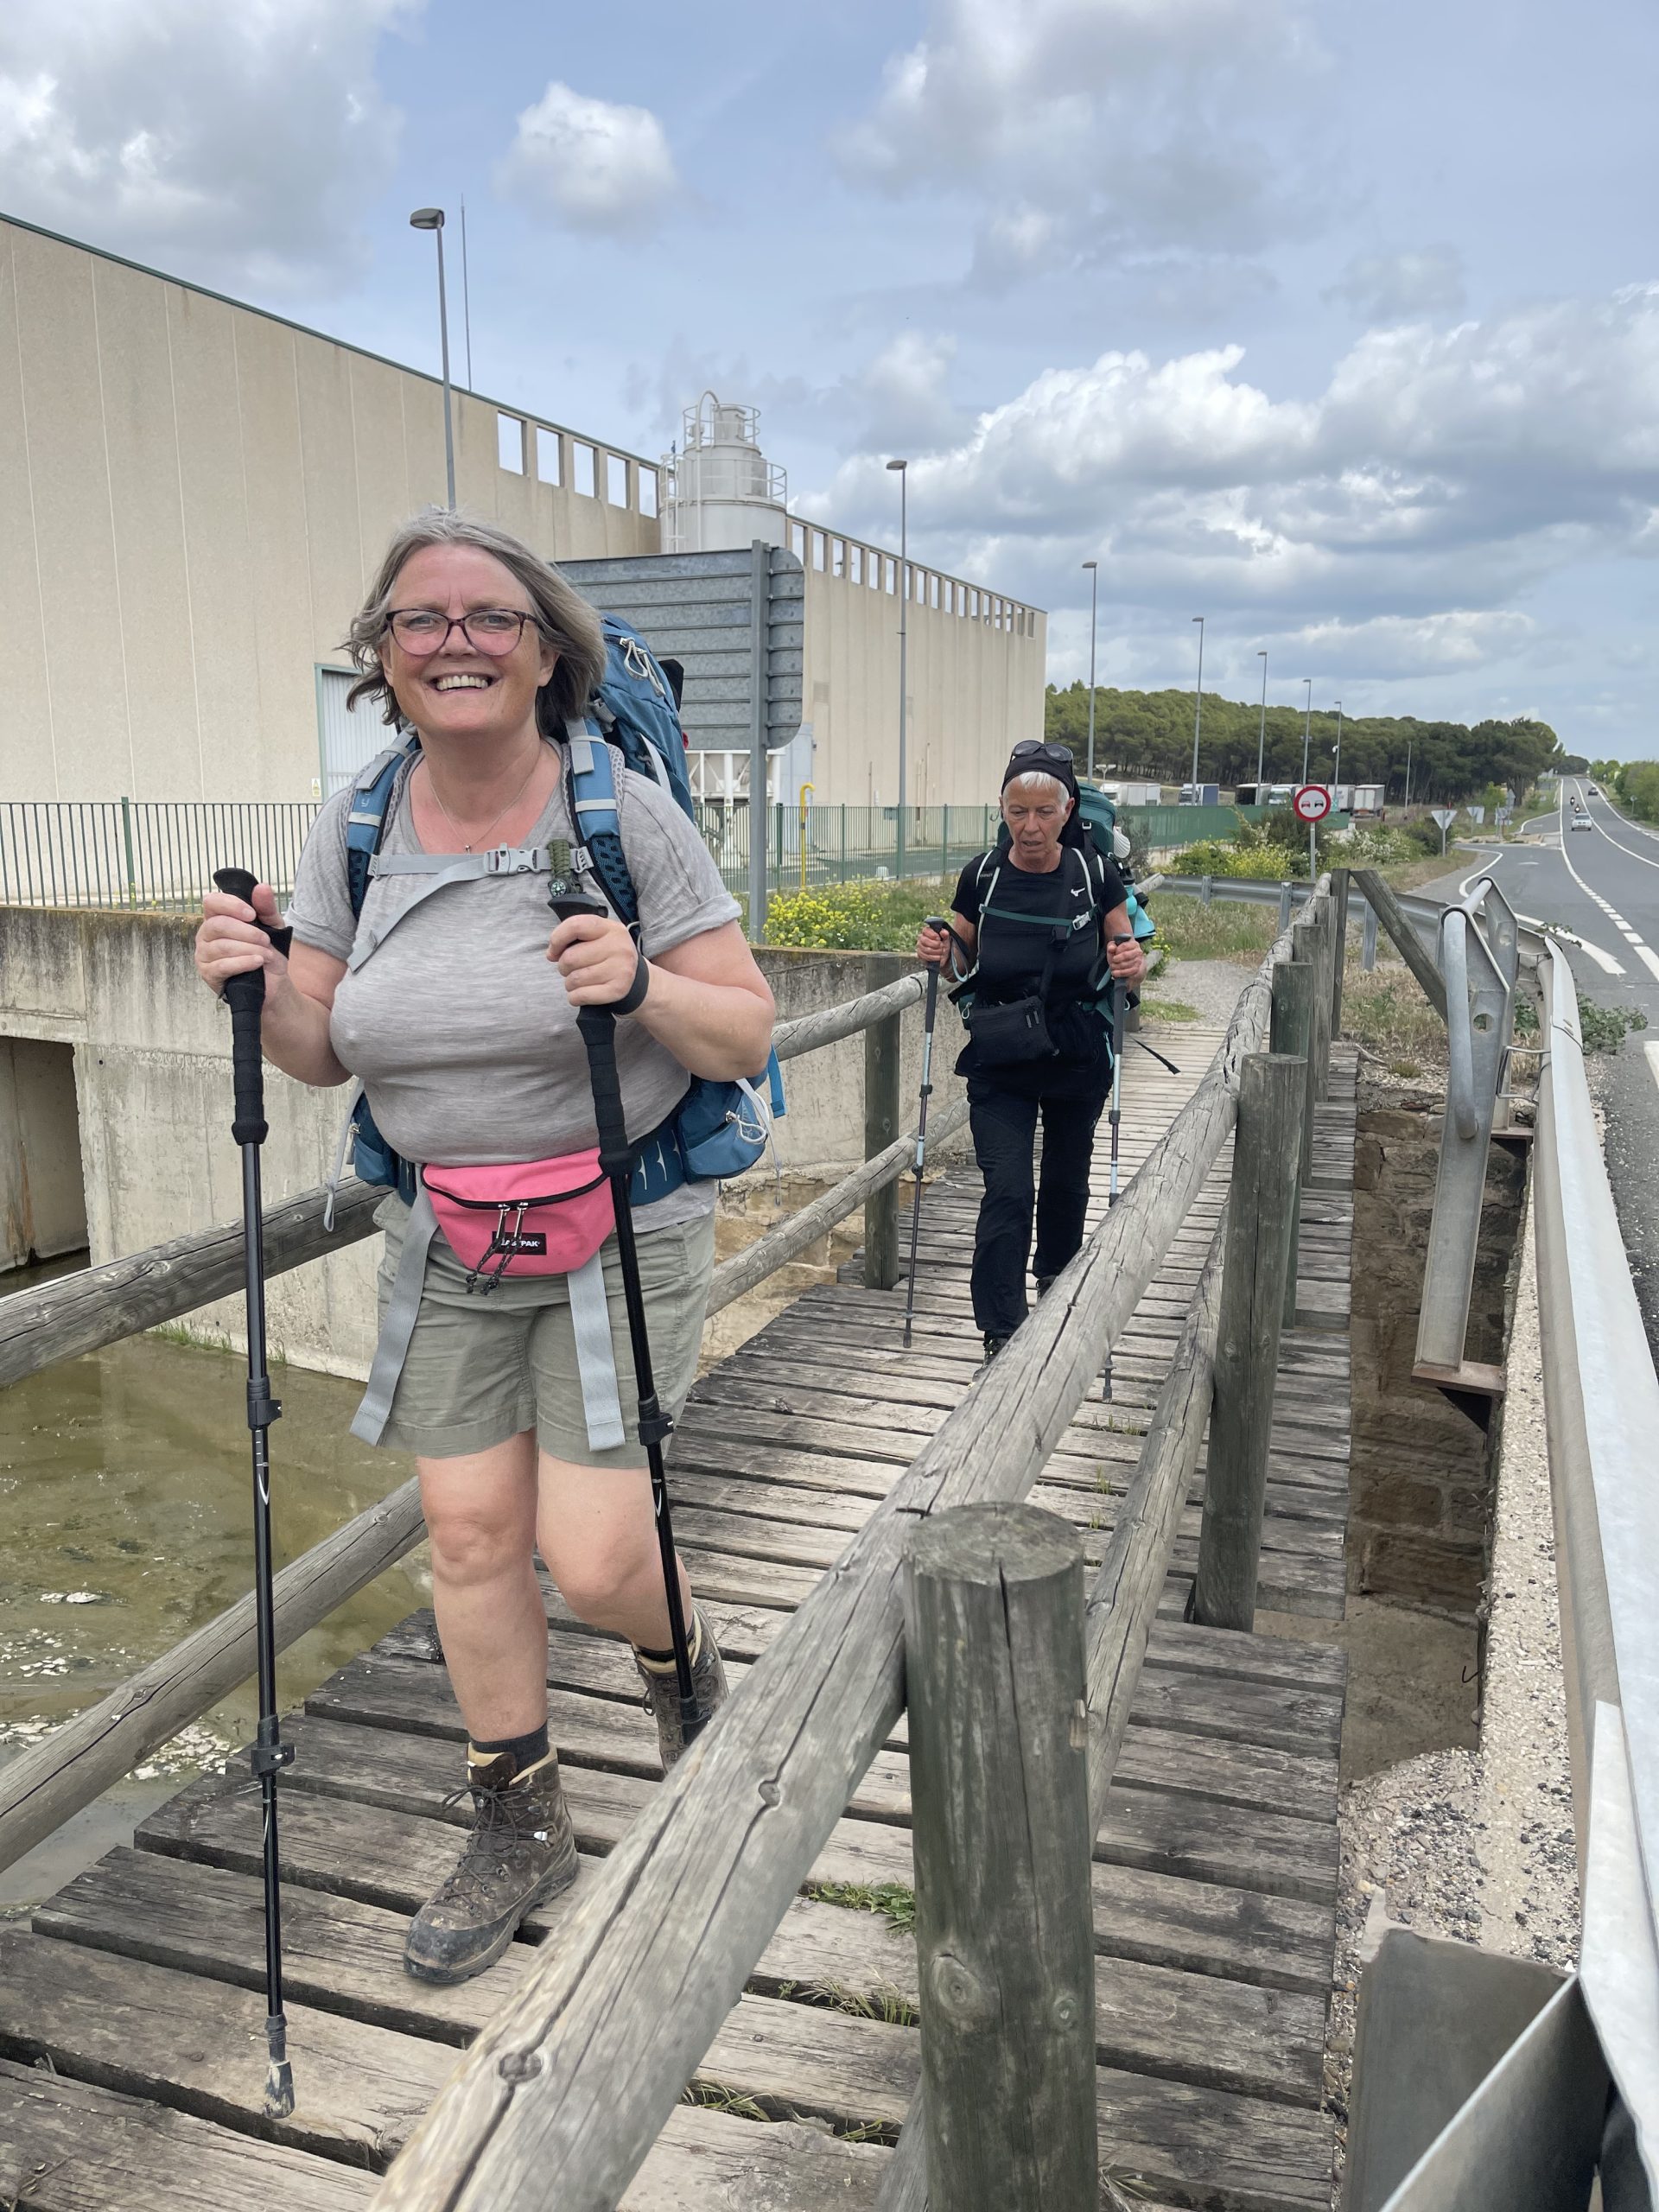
[1580,1001,1649,1053]
[799,1979,918,2026]
[1341,963,1448,1069]
[1145,893,1280,963]
[806,1879,918,1935]
[1141,993,1202,1023]
[681,2083,772,2123]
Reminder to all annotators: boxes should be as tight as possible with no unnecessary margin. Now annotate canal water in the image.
[0,1257,427,1915]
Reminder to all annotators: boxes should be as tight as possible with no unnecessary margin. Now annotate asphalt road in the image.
[1427,780,1659,1353]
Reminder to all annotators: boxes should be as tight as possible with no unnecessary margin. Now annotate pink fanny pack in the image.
[422,1152,614,1293]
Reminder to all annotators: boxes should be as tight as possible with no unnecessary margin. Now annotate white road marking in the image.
[1639,945,1659,984]
[1552,786,1638,977]
[1588,796,1659,870]
[1647,1040,1659,1093]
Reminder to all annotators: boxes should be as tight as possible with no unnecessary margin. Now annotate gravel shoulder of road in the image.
[1323,1185,1579,2198]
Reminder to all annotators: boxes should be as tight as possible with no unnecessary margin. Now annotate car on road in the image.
[1571,813,1593,830]
[1587,784,1600,796]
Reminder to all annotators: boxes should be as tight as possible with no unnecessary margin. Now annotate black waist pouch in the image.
[968,994,1057,1065]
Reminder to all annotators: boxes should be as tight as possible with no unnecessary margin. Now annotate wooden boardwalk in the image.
[0,1025,1359,2212]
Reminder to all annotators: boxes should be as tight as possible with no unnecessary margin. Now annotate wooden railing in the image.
[368,883,1341,2210]
[0,968,953,1873]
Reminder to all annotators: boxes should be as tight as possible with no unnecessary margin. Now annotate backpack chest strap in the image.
[346,846,553,970]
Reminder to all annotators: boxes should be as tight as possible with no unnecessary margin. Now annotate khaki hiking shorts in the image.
[370,1194,715,1468]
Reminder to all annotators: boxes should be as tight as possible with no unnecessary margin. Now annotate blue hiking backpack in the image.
[337,613,784,1209]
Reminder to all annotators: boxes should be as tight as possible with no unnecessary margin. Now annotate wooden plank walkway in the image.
[0,1027,1358,2212]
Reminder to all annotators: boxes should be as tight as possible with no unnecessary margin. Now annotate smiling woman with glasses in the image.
[916,740,1147,1363]
[191,506,774,1990]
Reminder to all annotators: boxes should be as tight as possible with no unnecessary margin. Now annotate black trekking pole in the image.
[210,868,296,2120]
[902,924,949,1351]
[550,874,702,1750]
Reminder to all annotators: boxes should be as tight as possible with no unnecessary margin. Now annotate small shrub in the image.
[763,878,951,952]
[1579,1001,1648,1053]
[1170,836,1291,880]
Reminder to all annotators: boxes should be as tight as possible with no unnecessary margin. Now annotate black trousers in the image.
[967,1078,1109,1339]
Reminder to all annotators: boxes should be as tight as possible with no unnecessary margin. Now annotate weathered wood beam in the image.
[874,1227,1226,2209]
[1351,867,1448,1020]
[1269,959,1316,1327]
[369,920,1296,2212]
[1193,1053,1306,1631]
[771,971,925,1062]
[705,1100,968,1318]
[0,1476,424,1876]
[906,1504,1096,2208]
[865,1012,903,1290]
[0,1180,383,1389]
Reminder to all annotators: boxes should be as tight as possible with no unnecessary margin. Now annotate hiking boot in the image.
[1035,1275,1056,1298]
[404,1747,578,1985]
[634,1608,728,1770]
[982,1332,1012,1363]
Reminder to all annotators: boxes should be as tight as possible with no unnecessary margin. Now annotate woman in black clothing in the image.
[917,741,1147,1362]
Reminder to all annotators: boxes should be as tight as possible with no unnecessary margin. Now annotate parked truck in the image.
[1178,782,1221,805]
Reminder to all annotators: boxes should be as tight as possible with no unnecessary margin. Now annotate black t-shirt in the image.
[952,842,1128,1084]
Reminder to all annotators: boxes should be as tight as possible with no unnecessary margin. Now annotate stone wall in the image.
[0,906,969,1380]
[1349,1076,1527,1621]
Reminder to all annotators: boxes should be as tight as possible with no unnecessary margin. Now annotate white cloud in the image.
[837,0,1324,285]
[496,82,679,237]
[1326,246,1466,322]
[845,331,970,455]
[811,284,1659,652]
[0,0,412,290]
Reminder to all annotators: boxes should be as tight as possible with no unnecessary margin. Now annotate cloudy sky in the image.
[3,0,1656,751]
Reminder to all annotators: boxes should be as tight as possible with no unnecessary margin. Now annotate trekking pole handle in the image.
[212,868,289,1147]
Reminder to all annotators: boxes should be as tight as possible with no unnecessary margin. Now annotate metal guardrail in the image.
[1413,875,1523,1386]
[1355,938,1659,2211]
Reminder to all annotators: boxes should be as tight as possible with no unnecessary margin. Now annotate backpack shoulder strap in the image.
[346,733,420,919]
[563,719,639,929]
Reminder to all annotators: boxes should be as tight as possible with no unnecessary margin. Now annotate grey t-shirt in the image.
[286,744,741,1226]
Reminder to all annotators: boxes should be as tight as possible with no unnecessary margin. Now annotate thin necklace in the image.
[421,750,543,852]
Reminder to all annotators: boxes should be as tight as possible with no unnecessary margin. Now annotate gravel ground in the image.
[1323,1185,1578,2196]
[1144,955,1253,1028]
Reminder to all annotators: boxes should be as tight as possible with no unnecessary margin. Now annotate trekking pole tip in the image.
[264,2020,296,2118]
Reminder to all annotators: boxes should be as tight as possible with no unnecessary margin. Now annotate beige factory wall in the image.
[798,563,1047,806]
[0,907,969,1381]
[0,219,659,804]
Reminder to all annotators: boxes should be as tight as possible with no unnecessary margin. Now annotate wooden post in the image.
[1351,867,1448,1020]
[1270,959,1316,1329]
[1192,1052,1306,1631]
[906,1503,1096,2210]
[865,1008,902,1288]
[1330,868,1351,1043]
[1300,902,1332,1104]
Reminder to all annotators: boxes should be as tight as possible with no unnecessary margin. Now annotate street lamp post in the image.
[1190,616,1205,791]
[887,459,909,878]
[1403,738,1413,812]
[1083,561,1099,781]
[1255,650,1268,789]
[1332,702,1344,798]
[1301,678,1313,783]
[410,208,456,507]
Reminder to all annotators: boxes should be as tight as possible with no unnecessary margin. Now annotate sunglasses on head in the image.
[1005,741,1078,780]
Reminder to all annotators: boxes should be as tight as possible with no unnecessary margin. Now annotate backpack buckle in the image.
[484,846,537,875]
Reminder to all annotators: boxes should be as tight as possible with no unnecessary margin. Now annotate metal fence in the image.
[0,800,317,912]
[0,796,1281,915]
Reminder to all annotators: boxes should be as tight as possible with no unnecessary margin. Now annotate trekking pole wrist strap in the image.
[613,948,650,1017]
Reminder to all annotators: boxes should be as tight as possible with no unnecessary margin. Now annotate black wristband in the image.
[613,949,650,1016]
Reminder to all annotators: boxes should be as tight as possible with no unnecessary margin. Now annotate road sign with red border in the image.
[1293,784,1332,824]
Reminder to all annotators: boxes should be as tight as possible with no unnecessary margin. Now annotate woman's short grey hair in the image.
[342,508,608,736]
[1003,771,1071,805]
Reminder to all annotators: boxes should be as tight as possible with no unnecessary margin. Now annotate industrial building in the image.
[1,213,1046,812]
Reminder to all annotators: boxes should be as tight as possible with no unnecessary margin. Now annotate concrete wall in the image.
[0,907,969,1380]
[794,533,1048,805]
[1348,1078,1527,1621]
[1,216,659,805]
